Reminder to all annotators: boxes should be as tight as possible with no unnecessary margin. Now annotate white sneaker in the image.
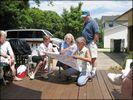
[121,69,130,79]
[29,73,35,80]
[107,73,122,85]
[91,68,96,78]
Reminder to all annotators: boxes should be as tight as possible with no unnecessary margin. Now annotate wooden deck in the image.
[0,70,121,99]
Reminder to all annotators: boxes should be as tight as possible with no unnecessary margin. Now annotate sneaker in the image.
[29,73,35,80]
[14,76,22,81]
[107,73,122,85]
[121,69,130,79]
[91,68,96,78]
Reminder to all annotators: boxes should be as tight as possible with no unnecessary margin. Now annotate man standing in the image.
[81,10,99,77]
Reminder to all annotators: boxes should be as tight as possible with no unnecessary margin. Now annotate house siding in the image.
[104,25,128,49]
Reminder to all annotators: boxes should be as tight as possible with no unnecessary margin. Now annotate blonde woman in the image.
[59,33,77,70]
[60,33,77,55]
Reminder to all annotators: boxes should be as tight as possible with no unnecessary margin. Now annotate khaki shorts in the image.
[86,42,98,58]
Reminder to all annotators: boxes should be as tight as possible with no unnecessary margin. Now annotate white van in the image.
[6,29,63,48]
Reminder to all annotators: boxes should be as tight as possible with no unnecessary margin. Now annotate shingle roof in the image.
[101,15,120,22]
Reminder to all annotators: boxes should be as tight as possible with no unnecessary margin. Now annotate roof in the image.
[114,8,133,21]
[101,15,119,22]
[114,8,133,26]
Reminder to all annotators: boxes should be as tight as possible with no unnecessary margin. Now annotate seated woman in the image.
[58,33,77,70]
[0,31,22,81]
[29,35,54,80]
[65,37,92,86]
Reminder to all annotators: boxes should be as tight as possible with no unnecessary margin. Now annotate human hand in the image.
[72,55,79,59]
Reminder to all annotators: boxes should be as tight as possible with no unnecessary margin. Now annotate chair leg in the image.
[2,77,6,85]
[59,66,61,79]
[0,68,6,85]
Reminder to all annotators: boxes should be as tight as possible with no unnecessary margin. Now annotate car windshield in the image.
[43,30,54,37]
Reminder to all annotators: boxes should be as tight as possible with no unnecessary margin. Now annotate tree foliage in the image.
[0,0,41,29]
[62,3,83,38]
[0,1,104,46]
[96,19,104,48]
[0,0,29,29]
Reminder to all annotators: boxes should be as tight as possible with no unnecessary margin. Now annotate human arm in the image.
[92,20,99,43]
[0,52,10,58]
[61,43,77,55]
[93,34,99,44]
[60,42,71,54]
[7,42,15,61]
[73,49,91,63]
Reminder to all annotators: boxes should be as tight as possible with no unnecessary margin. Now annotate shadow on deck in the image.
[0,70,121,99]
[103,52,127,67]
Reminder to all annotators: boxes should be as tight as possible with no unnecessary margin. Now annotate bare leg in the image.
[10,61,22,81]
[92,58,96,68]
[91,58,97,77]
[33,61,44,76]
[10,64,16,77]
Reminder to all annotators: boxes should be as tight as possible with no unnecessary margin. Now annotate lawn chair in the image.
[9,39,32,75]
[0,62,11,85]
[56,42,63,79]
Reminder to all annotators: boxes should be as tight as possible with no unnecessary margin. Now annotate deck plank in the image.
[61,83,78,99]
[97,70,112,99]
[0,70,121,99]
[100,70,120,99]
[92,74,103,99]
[78,85,87,99]
[105,70,121,99]
[86,79,95,99]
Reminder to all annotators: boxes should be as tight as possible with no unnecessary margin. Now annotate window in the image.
[32,31,43,38]
[19,31,32,38]
[7,31,43,38]
[109,21,113,27]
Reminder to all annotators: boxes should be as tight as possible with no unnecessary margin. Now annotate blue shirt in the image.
[61,42,77,56]
[82,18,99,44]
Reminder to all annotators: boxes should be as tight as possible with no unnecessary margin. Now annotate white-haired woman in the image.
[0,31,21,81]
[58,33,77,71]
[65,37,92,85]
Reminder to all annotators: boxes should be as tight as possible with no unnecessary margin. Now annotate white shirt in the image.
[38,43,53,56]
[0,41,14,63]
[76,46,92,72]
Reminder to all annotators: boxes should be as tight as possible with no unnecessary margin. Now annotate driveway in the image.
[97,52,126,70]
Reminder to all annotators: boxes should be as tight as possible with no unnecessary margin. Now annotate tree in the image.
[95,18,104,48]
[61,2,83,38]
[0,0,39,30]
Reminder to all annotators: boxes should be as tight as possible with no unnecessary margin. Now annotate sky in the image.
[29,0,132,19]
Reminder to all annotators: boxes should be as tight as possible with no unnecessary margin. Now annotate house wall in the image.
[104,25,128,49]
[128,25,133,51]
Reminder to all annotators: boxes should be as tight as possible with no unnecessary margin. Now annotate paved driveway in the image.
[97,52,126,70]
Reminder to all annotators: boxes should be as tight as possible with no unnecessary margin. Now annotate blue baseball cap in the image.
[81,10,90,17]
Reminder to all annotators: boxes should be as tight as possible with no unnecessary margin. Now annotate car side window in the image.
[32,31,43,38]
[7,31,19,38]
[19,31,32,38]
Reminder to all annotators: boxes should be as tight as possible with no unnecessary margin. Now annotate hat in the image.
[81,10,90,17]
